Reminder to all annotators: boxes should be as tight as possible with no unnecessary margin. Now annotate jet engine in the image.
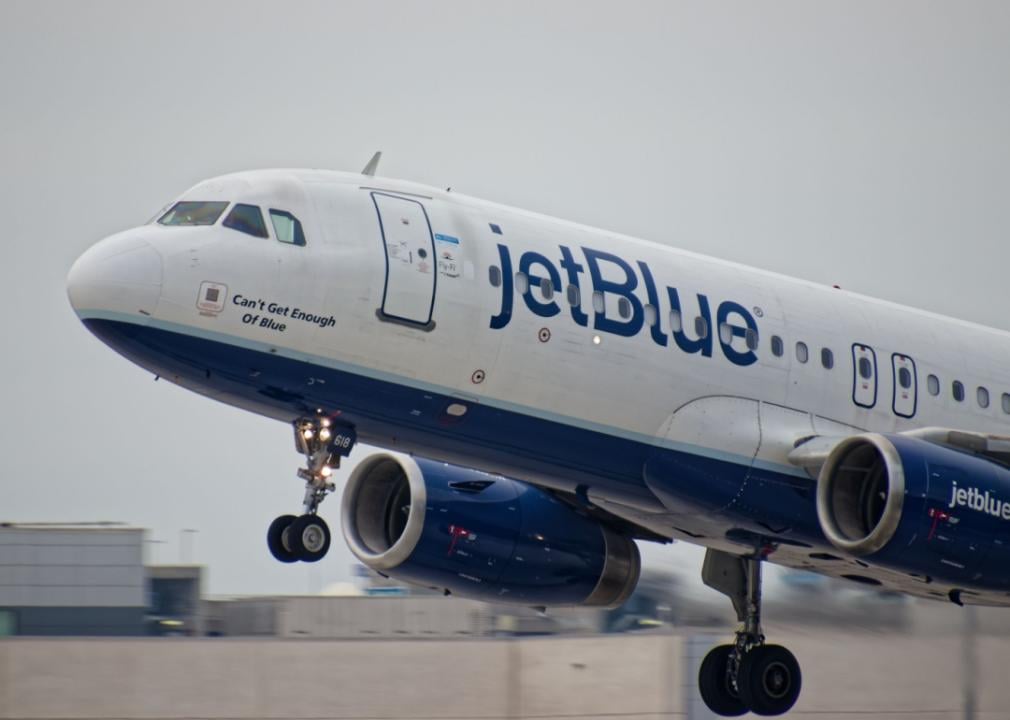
[341,453,640,608]
[816,433,1010,585]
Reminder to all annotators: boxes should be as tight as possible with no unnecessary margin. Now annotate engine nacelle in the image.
[817,433,1010,586]
[341,453,641,608]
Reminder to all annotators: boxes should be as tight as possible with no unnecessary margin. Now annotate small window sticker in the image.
[197,281,227,316]
[438,247,460,278]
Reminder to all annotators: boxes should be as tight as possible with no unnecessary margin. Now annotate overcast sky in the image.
[3,1,1010,596]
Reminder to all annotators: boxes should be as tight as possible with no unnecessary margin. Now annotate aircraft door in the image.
[372,192,437,329]
[892,353,918,418]
[852,343,878,409]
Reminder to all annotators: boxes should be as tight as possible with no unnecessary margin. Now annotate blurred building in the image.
[0,523,146,636]
[206,595,486,638]
[147,565,203,636]
[0,523,203,636]
[203,568,673,639]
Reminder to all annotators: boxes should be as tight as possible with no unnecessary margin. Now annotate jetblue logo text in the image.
[490,244,759,367]
[948,480,1010,521]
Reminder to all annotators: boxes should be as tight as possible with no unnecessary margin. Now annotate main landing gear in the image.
[266,416,356,564]
[698,549,802,717]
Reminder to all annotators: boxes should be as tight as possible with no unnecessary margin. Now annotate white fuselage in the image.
[67,168,1010,600]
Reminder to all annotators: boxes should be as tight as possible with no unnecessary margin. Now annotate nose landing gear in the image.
[698,549,802,717]
[266,416,355,564]
[267,513,332,563]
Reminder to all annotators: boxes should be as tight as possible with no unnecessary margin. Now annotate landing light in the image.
[319,428,332,441]
[302,429,314,440]
[321,466,333,478]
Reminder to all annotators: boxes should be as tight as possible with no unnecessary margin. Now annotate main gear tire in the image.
[738,644,801,717]
[698,644,748,717]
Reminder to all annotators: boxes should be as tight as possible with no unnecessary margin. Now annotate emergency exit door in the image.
[892,353,918,418]
[852,343,878,409]
[373,192,437,328]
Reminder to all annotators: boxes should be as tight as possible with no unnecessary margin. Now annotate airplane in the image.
[66,152,1010,716]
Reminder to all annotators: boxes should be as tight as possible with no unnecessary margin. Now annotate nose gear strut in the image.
[266,414,356,563]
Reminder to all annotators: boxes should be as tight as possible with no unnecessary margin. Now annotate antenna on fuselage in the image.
[361,151,382,177]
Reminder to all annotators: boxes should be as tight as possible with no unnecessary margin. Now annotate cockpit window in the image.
[269,209,306,246]
[158,201,228,226]
[223,204,268,238]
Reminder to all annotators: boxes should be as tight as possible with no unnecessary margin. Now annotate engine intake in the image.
[342,454,427,571]
[342,453,640,608]
[816,434,905,556]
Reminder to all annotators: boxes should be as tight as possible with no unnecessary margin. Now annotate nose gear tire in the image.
[267,514,299,563]
[289,514,332,563]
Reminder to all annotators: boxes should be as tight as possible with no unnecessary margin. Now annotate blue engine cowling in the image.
[816,433,1010,588]
[340,453,641,607]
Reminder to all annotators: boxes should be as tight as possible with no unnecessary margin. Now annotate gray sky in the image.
[3,0,1010,595]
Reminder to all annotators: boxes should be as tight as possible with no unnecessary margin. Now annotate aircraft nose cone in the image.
[67,233,163,320]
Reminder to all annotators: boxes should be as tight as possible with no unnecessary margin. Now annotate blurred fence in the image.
[1,625,1007,719]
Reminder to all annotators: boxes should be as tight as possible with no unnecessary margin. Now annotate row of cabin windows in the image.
[493,269,760,350]
[769,335,835,369]
[768,333,1010,415]
[490,268,1010,415]
[926,375,1010,413]
[766,334,1008,414]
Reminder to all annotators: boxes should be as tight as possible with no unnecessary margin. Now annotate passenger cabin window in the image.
[821,348,834,369]
[158,201,228,226]
[644,304,658,327]
[745,328,759,352]
[695,316,709,339]
[269,209,306,246]
[515,272,530,294]
[1002,393,1010,414]
[669,309,683,332]
[718,322,733,345]
[566,284,580,307]
[592,290,605,314]
[796,342,809,364]
[539,277,554,301]
[952,381,965,402]
[927,374,940,396]
[223,204,268,238]
[898,367,912,389]
[858,357,873,379]
[978,387,990,409]
[770,335,784,357]
[489,266,502,287]
[617,297,632,319]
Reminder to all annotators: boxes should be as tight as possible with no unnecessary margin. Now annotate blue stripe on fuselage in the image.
[78,311,824,546]
[77,310,806,478]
